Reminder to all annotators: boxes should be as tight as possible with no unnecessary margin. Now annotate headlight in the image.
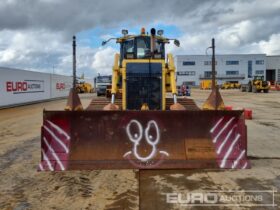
[122,29,128,36]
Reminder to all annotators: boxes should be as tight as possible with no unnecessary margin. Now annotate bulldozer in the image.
[221,81,241,89]
[75,81,93,93]
[38,29,250,171]
[241,76,270,93]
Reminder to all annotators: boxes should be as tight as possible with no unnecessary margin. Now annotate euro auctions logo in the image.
[56,82,65,90]
[56,82,71,91]
[6,80,44,94]
[164,190,277,207]
[166,192,219,205]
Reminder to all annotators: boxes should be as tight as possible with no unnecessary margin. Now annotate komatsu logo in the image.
[6,80,44,94]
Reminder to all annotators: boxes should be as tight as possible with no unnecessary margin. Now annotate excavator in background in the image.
[38,29,250,171]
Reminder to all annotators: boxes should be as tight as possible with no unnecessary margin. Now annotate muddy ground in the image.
[0,89,279,210]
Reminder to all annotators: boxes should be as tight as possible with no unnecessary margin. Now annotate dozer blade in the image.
[86,97,200,110]
[65,88,83,111]
[38,110,250,171]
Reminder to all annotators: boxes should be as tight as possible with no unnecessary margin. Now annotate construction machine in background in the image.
[221,81,241,89]
[200,80,216,90]
[75,81,93,93]
[241,76,270,93]
[38,29,250,171]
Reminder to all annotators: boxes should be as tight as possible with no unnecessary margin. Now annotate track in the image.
[1,90,280,209]
[86,97,200,110]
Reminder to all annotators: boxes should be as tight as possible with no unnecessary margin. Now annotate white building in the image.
[266,56,280,84]
[175,54,279,86]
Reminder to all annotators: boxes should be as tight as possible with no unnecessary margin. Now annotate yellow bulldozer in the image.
[241,76,270,93]
[38,30,250,171]
[221,81,241,89]
[75,81,93,93]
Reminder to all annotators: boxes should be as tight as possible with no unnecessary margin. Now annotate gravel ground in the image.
[0,89,279,210]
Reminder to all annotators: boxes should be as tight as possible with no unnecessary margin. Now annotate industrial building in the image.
[175,54,280,86]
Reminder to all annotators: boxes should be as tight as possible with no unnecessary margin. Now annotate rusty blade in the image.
[65,88,83,111]
[39,110,250,171]
[203,88,225,110]
[86,97,200,111]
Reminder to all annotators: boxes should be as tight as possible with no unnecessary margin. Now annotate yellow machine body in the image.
[76,82,93,93]
[38,28,250,171]
[221,82,241,89]
[200,80,216,90]
[110,34,177,110]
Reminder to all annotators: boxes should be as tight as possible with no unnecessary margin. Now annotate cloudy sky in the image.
[0,0,279,78]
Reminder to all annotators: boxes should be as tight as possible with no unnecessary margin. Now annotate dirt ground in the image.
[0,89,279,210]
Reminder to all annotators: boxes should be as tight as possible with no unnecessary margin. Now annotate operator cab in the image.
[101,28,180,110]
[101,28,180,65]
[121,36,165,60]
[253,75,264,81]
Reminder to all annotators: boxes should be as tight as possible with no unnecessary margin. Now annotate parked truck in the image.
[94,75,112,96]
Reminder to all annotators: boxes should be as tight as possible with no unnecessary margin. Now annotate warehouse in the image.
[175,54,280,86]
[266,56,280,85]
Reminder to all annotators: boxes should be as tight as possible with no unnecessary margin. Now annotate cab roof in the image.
[116,34,170,44]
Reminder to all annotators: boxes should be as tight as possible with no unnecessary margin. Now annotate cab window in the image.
[124,39,134,53]
[122,39,134,59]
[136,37,150,58]
[121,36,165,59]
[154,40,164,58]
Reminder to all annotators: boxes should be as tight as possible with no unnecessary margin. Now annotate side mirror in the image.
[101,41,107,46]
[174,39,180,47]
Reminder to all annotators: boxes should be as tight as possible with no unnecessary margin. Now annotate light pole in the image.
[73,35,77,90]
[203,38,225,110]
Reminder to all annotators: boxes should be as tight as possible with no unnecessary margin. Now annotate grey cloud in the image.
[0,0,280,77]
[0,0,208,34]
[1,0,279,44]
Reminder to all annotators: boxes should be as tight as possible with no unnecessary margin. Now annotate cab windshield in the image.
[121,36,165,60]
[254,76,264,80]
[96,76,111,83]
[136,37,150,58]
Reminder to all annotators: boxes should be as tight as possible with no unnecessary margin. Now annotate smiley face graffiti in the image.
[123,119,169,167]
